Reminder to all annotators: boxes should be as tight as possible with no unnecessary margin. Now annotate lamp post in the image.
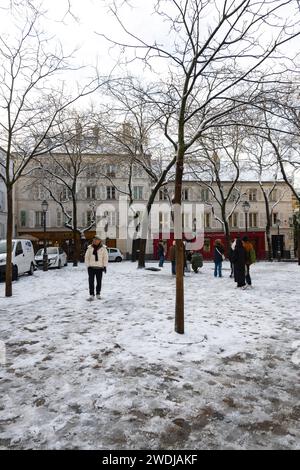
[41,199,49,271]
[242,200,250,234]
[275,219,281,261]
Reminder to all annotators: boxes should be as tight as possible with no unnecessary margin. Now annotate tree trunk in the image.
[137,238,147,268]
[263,191,273,261]
[5,186,13,297]
[174,147,185,335]
[222,209,231,256]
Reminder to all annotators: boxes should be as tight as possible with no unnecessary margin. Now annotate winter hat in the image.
[93,235,102,241]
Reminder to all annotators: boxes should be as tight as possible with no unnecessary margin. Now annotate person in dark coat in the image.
[232,238,246,288]
[158,241,165,267]
[213,239,225,278]
[228,240,235,278]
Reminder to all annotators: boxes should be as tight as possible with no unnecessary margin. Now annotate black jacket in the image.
[214,245,224,263]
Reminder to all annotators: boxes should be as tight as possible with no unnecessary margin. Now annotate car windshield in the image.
[0,241,15,254]
[36,247,58,256]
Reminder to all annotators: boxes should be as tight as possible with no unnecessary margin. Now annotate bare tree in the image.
[0,1,105,296]
[100,0,300,332]
[187,127,245,252]
[94,78,177,267]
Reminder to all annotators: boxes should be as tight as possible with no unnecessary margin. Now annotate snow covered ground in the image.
[0,260,299,450]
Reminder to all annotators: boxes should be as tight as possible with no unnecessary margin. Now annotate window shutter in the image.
[99,185,106,200]
[259,213,266,228]
[239,213,245,228]
[29,210,35,228]
[46,210,51,228]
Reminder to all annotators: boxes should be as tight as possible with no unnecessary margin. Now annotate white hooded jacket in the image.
[85,244,108,268]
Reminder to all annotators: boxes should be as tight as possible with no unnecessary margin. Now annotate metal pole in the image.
[43,211,48,271]
[245,213,248,234]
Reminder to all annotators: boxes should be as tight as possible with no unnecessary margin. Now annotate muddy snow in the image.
[0,261,299,449]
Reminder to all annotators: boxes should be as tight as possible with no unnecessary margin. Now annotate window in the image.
[35,211,44,228]
[64,210,72,224]
[106,164,116,177]
[106,186,116,200]
[61,187,72,201]
[86,186,96,200]
[204,213,211,228]
[86,164,97,178]
[159,189,168,201]
[0,223,4,238]
[229,213,238,228]
[56,211,62,227]
[249,212,258,228]
[270,189,278,202]
[249,188,257,202]
[15,242,23,256]
[200,189,210,202]
[20,210,27,227]
[182,189,189,201]
[133,186,143,200]
[203,238,211,253]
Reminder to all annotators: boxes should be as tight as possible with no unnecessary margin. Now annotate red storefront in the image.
[153,231,266,260]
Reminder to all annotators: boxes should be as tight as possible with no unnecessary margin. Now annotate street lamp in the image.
[275,219,281,261]
[242,200,250,234]
[41,199,49,271]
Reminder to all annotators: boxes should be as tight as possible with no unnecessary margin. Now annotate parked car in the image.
[0,239,35,280]
[35,247,68,269]
[107,247,123,262]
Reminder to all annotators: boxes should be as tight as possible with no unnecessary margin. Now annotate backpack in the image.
[249,248,256,265]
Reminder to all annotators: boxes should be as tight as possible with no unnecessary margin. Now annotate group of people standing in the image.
[159,236,256,290]
[158,241,203,275]
[213,236,256,289]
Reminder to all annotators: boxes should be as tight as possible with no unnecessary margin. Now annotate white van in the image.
[0,239,35,280]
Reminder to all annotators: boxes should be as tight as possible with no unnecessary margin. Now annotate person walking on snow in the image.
[232,238,246,288]
[85,236,108,300]
[213,239,225,278]
[242,236,256,287]
[158,241,165,267]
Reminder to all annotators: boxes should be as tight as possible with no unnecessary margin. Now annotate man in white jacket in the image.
[85,236,108,300]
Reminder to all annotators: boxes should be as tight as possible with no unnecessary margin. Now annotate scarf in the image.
[92,243,102,261]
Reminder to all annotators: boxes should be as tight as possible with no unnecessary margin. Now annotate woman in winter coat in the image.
[232,238,246,288]
[213,239,225,278]
[85,236,108,300]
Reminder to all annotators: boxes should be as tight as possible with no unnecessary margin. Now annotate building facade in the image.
[15,151,295,260]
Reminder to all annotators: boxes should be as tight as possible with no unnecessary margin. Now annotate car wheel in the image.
[12,265,18,281]
[115,257,122,262]
[58,260,62,269]
[28,263,34,275]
